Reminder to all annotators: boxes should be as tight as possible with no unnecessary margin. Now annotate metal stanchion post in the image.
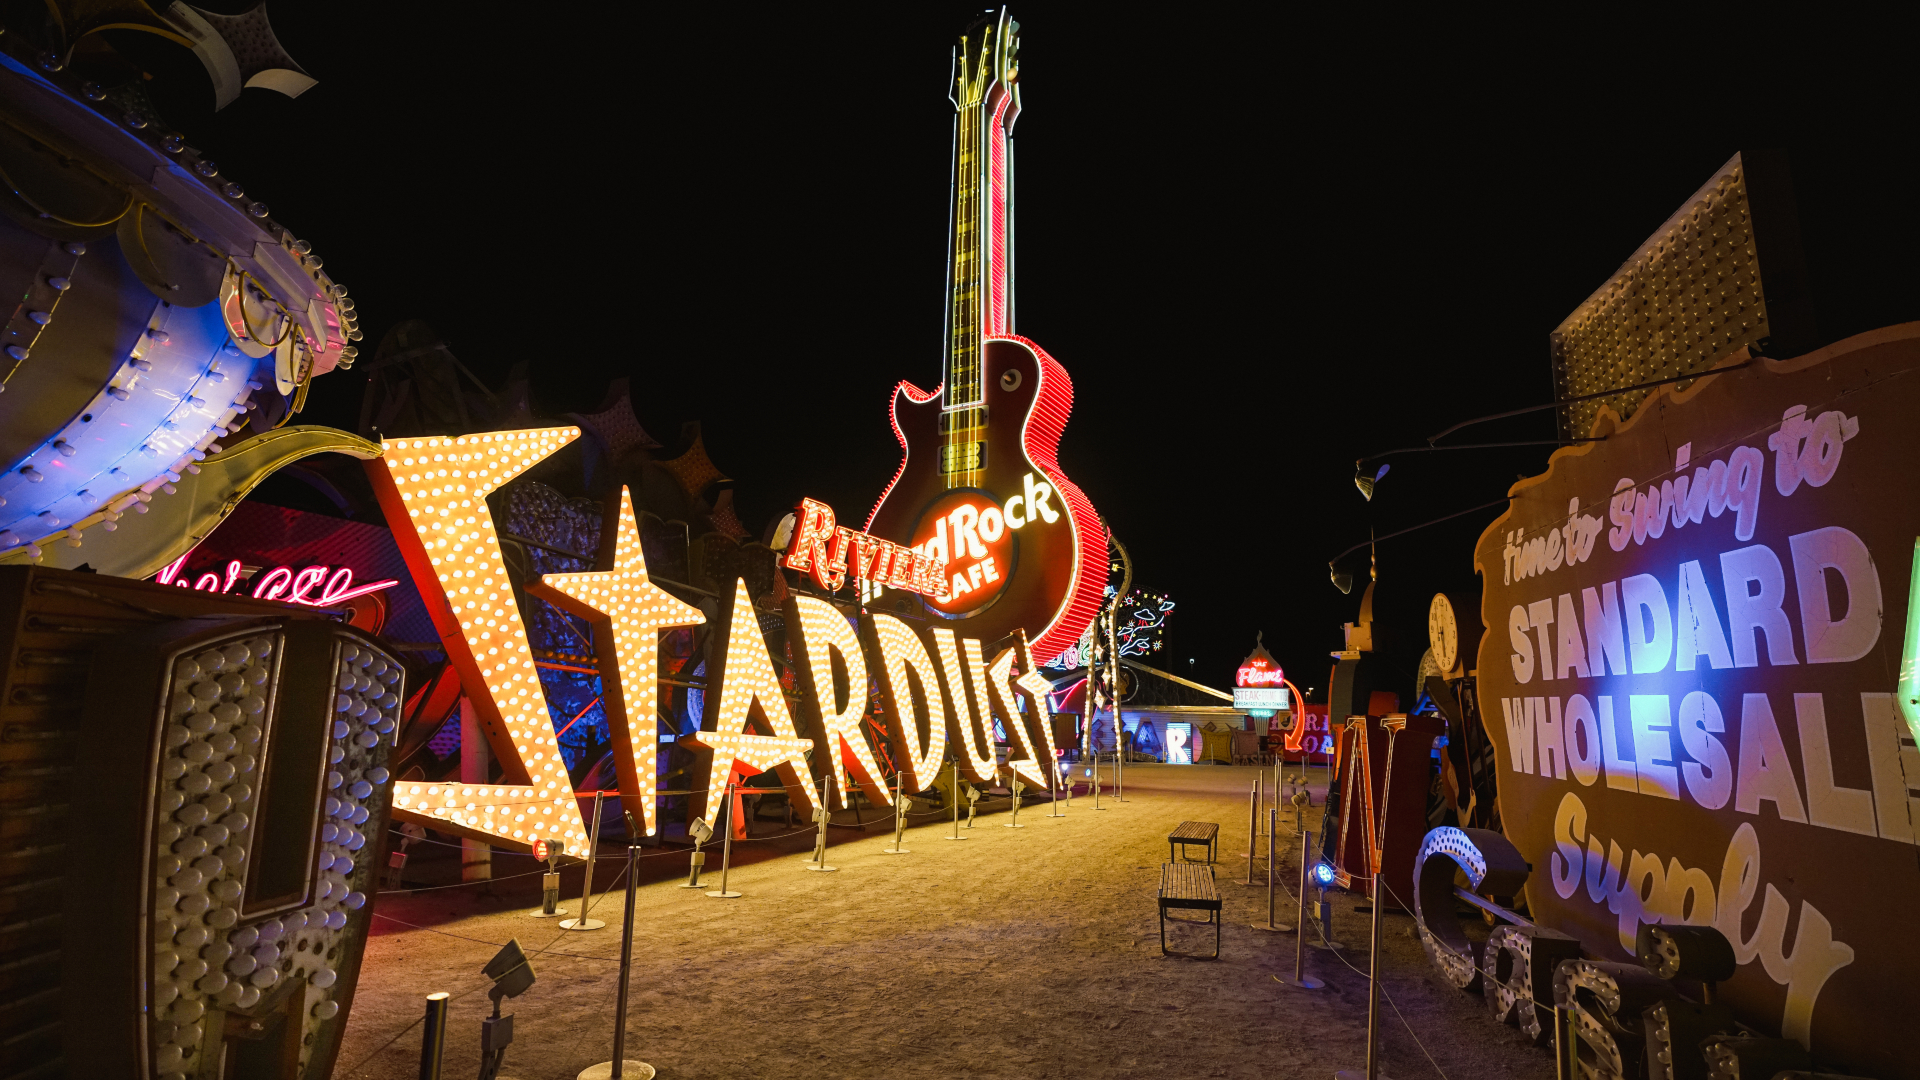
[805,771,836,871]
[578,814,655,1080]
[418,991,450,1080]
[1554,1005,1574,1080]
[561,792,606,931]
[1048,756,1064,818]
[1003,776,1025,827]
[1252,807,1292,932]
[1091,754,1105,810]
[1289,829,1324,989]
[707,782,742,897]
[1334,875,1390,1080]
[1243,780,1259,885]
[946,760,969,840]
[883,772,910,854]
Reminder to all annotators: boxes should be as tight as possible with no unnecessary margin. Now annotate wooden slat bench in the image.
[1158,862,1222,958]
[1168,820,1220,863]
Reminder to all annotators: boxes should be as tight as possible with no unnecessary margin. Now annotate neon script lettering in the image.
[155,555,400,607]
[784,497,948,598]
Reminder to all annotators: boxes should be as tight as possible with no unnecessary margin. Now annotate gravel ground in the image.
[334,764,1555,1080]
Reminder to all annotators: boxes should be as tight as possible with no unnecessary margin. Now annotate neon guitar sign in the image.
[865,8,1103,661]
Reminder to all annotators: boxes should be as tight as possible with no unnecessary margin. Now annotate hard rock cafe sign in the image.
[1472,327,1920,1077]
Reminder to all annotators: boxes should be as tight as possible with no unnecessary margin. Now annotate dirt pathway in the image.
[335,764,1553,1079]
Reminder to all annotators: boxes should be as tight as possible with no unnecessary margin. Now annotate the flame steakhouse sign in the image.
[1473,327,1920,1075]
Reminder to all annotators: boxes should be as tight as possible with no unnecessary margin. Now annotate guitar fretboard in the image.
[941,23,1016,487]
[948,95,982,409]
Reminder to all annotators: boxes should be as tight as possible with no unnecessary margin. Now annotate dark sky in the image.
[125,6,1918,700]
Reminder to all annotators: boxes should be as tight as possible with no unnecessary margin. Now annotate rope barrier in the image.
[369,911,621,963]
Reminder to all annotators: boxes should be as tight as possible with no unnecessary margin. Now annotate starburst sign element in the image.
[367,427,590,851]
[528,487,705,837]
[684,579,819,831]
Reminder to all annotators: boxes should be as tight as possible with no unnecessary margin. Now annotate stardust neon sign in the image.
[154,554,400,607]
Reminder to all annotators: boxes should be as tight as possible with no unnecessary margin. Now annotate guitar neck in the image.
[943,15,1019,416]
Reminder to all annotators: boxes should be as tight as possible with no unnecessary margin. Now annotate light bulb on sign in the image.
[528,486,704,837]
[365,428,589,852]
[980,639,1052,790]
[862,612,948,792]
[682,578,818,829]
[784,595,892,809]
[929,627,997,783]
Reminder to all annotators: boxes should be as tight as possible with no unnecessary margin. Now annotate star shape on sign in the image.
[373,427,591,852]
[528,486,705,837]
[683,578,818,832]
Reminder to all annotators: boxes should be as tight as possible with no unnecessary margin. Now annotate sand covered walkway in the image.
[336,764,1552,1079]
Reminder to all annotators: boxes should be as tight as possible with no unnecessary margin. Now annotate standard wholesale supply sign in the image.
[1473,327,1920,1076]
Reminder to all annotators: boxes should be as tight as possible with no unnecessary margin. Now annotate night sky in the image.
[117,6,1920,702]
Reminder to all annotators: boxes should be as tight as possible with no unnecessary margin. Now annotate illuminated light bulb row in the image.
[151,635,395,1079]
[929,627,997,783]
[865,613,949,791]
[376,428,588,852]
[683,579,818,827]
[786,596,890,807]
[980,640,1054,790]
[529,488,703,836]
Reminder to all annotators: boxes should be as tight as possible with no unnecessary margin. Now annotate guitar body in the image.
[866,334,1103,662]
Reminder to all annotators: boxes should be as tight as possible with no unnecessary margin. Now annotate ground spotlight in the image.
[1312,861,1336,887]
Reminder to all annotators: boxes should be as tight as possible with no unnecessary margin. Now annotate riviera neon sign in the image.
[154,554,400,607]
[784,497,948,597]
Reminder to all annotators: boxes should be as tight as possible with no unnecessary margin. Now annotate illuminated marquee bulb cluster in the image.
[149,634,395,1080]
[529,487,705,836]
[865,613,949,792]
[683,579,818,827]
[983,641,1055,789]
[374,428,588,851]
[930,627,997,783]
[786,596,891,808]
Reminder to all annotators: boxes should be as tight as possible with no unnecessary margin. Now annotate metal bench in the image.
[1168,820,1220,863]
[1158,862,1222,959]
